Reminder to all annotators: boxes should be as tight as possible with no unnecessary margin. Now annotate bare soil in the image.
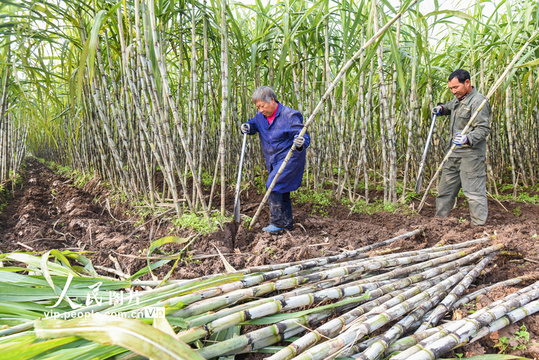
[1,158,538,359]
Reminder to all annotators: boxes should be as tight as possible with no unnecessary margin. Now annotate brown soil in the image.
[1,158,539,359]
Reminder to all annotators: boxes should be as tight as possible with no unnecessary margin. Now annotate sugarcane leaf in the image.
[440,356,532,360]
[148,236,190,255]
[153,315,176,337]
[127,260,171,281]
[34,314,205,360]
[4,253,77,277]
[61,251,99,277]
[42,250,61,295]
[0,332,37,350]
[32,342,126,360]
[252,345,285,354]
[1,336,79,359]
[146,236,192,282]
[211,243,236,273]
[516,58,539,68]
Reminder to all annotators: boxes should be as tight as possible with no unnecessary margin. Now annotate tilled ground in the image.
[1,158,539,358]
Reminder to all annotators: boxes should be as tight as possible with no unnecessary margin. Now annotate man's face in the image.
[448,78,472,99]
[255,98,278,117]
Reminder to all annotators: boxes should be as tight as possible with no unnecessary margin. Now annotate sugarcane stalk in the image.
[177,246,474,344]
[147,0,209,218]
[292,267,473,360]
[249,0,420,228]
[389,280,539,359]
[354,287,452,360]
[469,299,539,344]
[415,251,497,332]
[410,284,539,359]
[452,274,538,309]
[268,246,494,360]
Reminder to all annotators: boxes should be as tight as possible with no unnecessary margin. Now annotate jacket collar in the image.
[459,87,477,105]
[268,101,281,128]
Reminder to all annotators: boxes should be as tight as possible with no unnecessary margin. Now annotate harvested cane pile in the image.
[1,229,538,359]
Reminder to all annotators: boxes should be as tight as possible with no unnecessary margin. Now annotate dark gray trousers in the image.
[435,156,488,226]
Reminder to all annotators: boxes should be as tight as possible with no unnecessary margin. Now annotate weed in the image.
[458,217,467,223]
[254,176,266,194]
[494,325,530,353]
[465,302,476,314]
[292,189,333,217]
[349,199,409,216]
[197,171,215,187]
[513,206,522,217]
[171,212,231,234]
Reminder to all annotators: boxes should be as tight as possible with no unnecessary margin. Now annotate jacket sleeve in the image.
[466,99,491,146]
[440,99,454,116]
[246,116,259,135]
[289,112,310,152]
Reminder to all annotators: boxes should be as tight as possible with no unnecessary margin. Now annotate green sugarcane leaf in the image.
[42,250,61,295]
[0,271,49,286]
[148,236,190,255]
[127,260,171,281]
[1,336,79,359]
[0,267,34,273]
[516,58,539,68]
[62,251,98,277]
[0,332,37,350]
[32,343,126,360]
[4,254,77,277]
[34,314,205,360]
[440,356,532,360]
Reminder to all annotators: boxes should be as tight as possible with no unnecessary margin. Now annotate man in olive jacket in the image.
[432,69,491,226]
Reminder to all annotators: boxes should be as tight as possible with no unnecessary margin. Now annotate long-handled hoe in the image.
[415,114,437,194]
[233,132,248,223]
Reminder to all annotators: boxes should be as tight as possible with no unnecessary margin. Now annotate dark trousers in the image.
[269,191,293,229]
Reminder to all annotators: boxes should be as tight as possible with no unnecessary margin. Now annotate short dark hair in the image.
[448,69,470,84]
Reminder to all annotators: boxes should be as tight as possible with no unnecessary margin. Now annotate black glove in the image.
[241,123,250,134]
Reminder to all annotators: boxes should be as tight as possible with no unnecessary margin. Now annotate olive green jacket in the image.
[440,87,491,157]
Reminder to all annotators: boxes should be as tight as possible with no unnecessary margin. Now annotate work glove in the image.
[432,105,444,115]
[293,135,305,148]
[241,123,250,134]
[452,132,469,146]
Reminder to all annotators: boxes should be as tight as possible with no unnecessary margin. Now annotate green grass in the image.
[171,211,232,234]
[292,189,334,217]
[494,325,531,354]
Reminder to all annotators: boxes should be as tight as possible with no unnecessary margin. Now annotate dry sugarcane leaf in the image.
[211,243,237,273]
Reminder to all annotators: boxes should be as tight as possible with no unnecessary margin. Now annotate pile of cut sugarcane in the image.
[1,229,538,360]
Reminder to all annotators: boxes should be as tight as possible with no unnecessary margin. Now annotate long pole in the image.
[414,114,437,193]
[417,28,539,212]
[249,0,419,228]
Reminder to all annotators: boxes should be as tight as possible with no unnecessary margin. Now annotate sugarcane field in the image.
[2,0,539,359]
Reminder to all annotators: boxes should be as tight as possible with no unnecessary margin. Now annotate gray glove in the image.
[241,123,250,134]
[432,105,444,115]
[293,135,305,148]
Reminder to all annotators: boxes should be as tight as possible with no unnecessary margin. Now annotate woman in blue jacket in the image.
[241,86,310,234]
